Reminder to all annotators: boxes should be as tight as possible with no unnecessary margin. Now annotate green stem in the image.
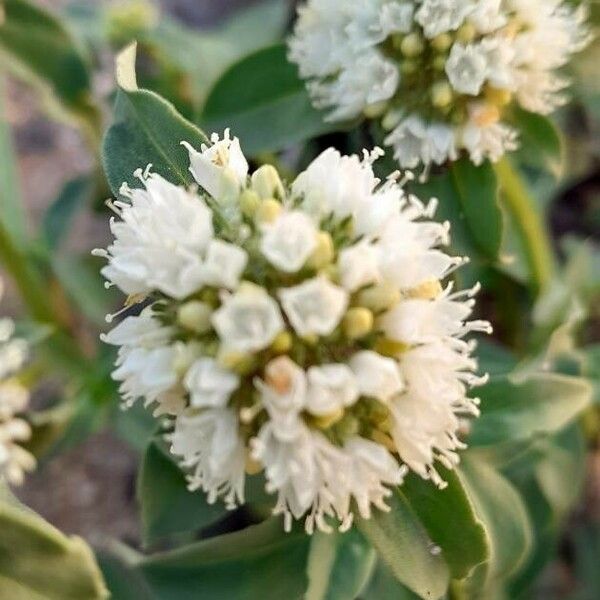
[0,220,54,323]
[494,158,556,295]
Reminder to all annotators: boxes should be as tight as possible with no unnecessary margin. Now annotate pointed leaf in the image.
[138,440,228,545]
[402,468,489,580]
[469,373,592,447]
[102,45,208,196]
[306,529,376,600]
[450,159,503,260]
[139,519,311,600]
[0,486,108,599]
[459,455,532,590]
[200,44,338,155]
[357,489,450,600]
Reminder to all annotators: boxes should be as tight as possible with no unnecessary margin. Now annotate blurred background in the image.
[0,1,598,598]
[4,0,292,550]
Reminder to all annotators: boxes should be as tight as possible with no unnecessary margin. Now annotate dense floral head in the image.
[98,131,491,533]
[0,279,35,486]
[289,0,590,170]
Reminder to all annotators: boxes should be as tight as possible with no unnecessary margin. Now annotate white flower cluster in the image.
[289,0,589,169]
[0,279,35,485]
[99,131,490,533]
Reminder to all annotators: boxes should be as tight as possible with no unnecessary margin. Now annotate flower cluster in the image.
[99,131,490,533]
[289,0,589,170]
[0,279,35,485]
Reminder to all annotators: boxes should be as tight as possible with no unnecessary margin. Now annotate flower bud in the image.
[343,307,374,339]
[245,451,263,475]
[177,301,212,333]
[357,282,400,312]
[407,279,443,300]
[239,189,261,217]
[431,33,453,52]
[456,22,476,44]
[256,198,282,223]
[217,350,256,375]
[307,232,335,270]
[374,338,410,357]
[431,81,453,108]
[313,407,345,430]
[400,33,425,57]
[251,165,285,200]
[485,86,513,107]
[364,101,387,119]
[172,342,202,376]
[271,331,293,354]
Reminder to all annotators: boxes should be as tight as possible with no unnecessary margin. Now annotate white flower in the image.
[377,213,457,290]
[380,286,492,345]
[279,276,348,337]
[256,357,307,441]
[338,242,381,292]
[385,117,458,170]
[292,148,378,224]
[102,144,491,531]
[343,437,406,519]
[378,2,414,37]
[445,43,489,96]
[306,364,359,416]
[260,210,318,273]
[100,172,212,299]
[251,422,322,525]
[170,408,246,508]
[184,358,240,408]
[349,351,404,403]
[212,286,284,353]
[461,105,519,165]
[0,281,35,485]
[202,239,248,290]
[415,0,473,38]
[183,130,249,200]
[103,312,178,408]
[290,0,589,169]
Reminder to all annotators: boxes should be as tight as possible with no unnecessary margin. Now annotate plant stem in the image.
[494,158,556,295]
[0,220,54,323]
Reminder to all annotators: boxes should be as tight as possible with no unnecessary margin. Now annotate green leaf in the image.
[0,0,100,138]
[402,468,489,580]
[97,549,156,600]
[582,344,600,404]
[357,488,450,600]
[469,372,592,447]
[200,44,338,156]
[139,519,311,600]
[512,108,563,176]
[0,77,27,243]
[363,562,421,600]
[305,529,376,600]
[102,44,208,197]
[138,440,228,545]
[0,485,108,599]
[533,424,587,518]
[450,159,503,260]
[147,0,290,107]
[103,88,209,196]
[43,176,92,250]
[458,455,532,594]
